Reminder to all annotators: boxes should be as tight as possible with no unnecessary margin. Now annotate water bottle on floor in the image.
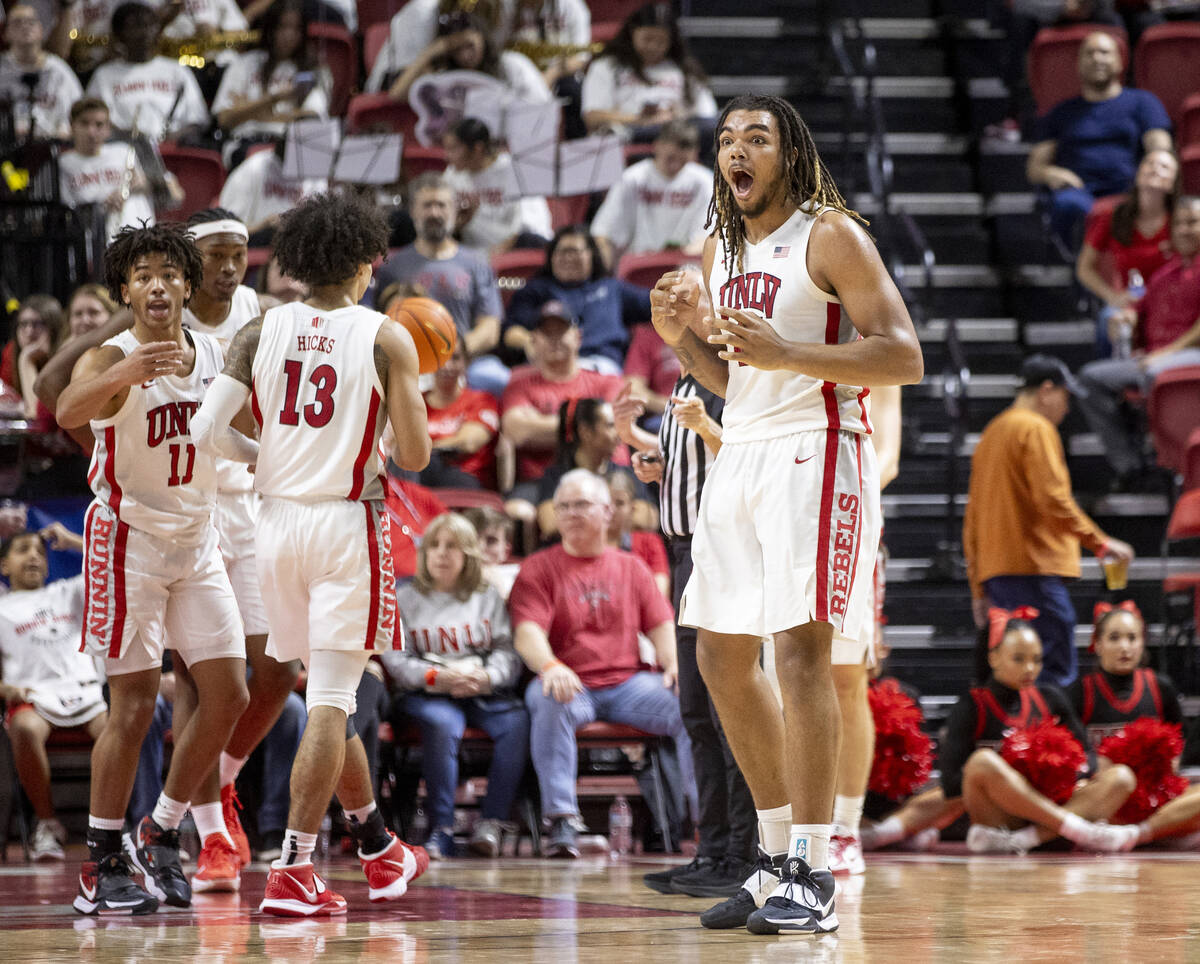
[609,795,633,858]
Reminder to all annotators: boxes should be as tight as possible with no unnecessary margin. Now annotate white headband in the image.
[190,219,249,242]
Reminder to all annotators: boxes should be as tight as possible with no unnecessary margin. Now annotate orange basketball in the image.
[387,296,458,374]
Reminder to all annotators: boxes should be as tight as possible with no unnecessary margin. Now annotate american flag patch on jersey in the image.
[202,376,214,386]
[773,245,790,258]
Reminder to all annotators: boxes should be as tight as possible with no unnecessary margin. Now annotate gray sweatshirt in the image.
[382,581,521,695]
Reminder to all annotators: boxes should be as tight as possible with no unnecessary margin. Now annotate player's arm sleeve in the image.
[192,374,260,463]
[482,587,522,692]
[936,695,977,800]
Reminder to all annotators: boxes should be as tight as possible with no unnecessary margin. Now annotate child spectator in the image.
[0,4,81,140]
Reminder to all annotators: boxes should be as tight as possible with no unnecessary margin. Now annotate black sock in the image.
[87,827,124,864]
[348,808,391,855]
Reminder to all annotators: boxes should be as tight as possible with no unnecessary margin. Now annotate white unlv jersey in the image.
[87,328,223,544]
[183,285,261,495]
[709,204,871,444]
[251,302,389,503]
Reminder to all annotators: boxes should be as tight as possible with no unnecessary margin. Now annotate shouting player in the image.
[650,94,923,935]
[58,223,250,915]
[193,191,431,916]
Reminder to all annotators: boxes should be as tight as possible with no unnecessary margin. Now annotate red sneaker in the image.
[259,863,347,917]
[221,784,252,867]
[827,833,865,876]
[193,834,242,893]
[359,833,429,903]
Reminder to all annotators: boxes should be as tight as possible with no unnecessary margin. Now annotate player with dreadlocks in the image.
[58,222,251,915]
[648,94,923,936]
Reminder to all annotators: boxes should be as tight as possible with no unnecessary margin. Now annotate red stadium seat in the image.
[364,21,391,75]
[617,250,701,290]
[346,93,419,138]
[1027,24,1128,116]
[1182,93,1200,149]
[588,0,646,40]
[402,144,447,178]
[308,22,358,116]
[432,488,507,513]
[623,142,654,165]
[547,193,590,229]
[157,144,226,220]
[491,248,545,310]
[358,0,408,30]
[1148,364,1200,473]
[1182,143,1200,193]
[1133,22,1200,128]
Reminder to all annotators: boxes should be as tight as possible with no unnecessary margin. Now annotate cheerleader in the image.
[941,610,1140,853]
[1067,602,1200,845]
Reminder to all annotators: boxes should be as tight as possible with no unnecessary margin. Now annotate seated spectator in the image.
[421,339,500,489]
[509,468,692,858]
[580,2,717,149]
[463,505,519,599]
[382,9,549,109]
[535,396,653,538]
[212,0,330,168]
[0,4,81,141]
[1076,195,1200,486]
[505,0,592,139]
[1026,30,1172,252]
[0,526,106,861]
[499,303,626,507]
[1076,148,1178,357]
[623,322,680,423]
[256,252,308,307]
[374,173,507,394]
[161,0,249,57]
[443,118,552,255]
[607,470,668,598]
[591,120,713,267]
[365,0,505,93]
[504,228,652,373]
[217,138,328,246]
[1,294,65,423]
[382,512,528,859]
[64,284,119,342]
[85,2,209,143]
[58,98,159,242]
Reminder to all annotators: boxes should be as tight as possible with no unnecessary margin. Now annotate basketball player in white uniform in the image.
[178,208,300,893]
[56,223,250,916]
[649,95,923,936]
[193,191,432,916]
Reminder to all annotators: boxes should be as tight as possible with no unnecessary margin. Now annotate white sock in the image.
[1057,812,1094,845]
[344,801,377,823]
[219,752,248,789]
[1011,825,1041,852]
[789,824,831,871]
[88,814,125,831]
[832,794,865,836]
[274,829,318,868]
[757,804,792,855]
[867,815,905,847]
[1138,821,1154,844]
[192,802,235,848]
[151,794,189,830]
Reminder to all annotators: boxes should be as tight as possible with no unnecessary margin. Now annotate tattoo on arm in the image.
[374,343,390,391]
[222,318,263,387]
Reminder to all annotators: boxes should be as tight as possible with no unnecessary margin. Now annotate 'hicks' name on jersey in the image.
[296,334,336,353]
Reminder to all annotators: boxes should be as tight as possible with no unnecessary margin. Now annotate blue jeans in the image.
[525,670,695,819]
[396,693,530,829]
[258,692,307,833]
[1047,186,1094,253]
[984,575,1078,687]
[128,695,173,825]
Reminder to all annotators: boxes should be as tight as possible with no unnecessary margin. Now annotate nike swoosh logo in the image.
[104,898,146,908]
[795,455,815,465]
[81,883,97,900]
[285,872,323,902]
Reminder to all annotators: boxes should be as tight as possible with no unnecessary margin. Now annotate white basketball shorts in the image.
[81,501,246,676]
[680,429,881,648]
[256,497,400,665]
[214,488,269,637]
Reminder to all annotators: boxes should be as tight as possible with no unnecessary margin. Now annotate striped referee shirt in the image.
[658,375,724,538]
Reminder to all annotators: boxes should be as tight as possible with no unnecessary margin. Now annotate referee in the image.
[615,374,757,898]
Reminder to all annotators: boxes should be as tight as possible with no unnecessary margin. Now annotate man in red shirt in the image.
[1077,196,1200,485]
[509,468,691,858]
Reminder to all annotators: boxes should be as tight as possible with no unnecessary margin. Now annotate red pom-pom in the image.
[867,679,934,800]
[1098,718,1190,824]
[1000,718,1086,805]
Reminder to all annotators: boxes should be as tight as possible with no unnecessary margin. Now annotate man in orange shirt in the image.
[962,355,1135,686]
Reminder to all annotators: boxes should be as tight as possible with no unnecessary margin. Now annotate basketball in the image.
[387,296,458,374]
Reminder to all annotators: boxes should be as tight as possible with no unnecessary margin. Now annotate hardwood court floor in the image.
[2,849,1199,962]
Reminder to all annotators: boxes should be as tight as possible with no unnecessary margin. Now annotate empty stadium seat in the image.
[1183,143,1200,193]
[402,145,447,178]
[588,0,646,40]
[1027,24,1128,116]
[616,250,700,289]
[546,193,590,229]
[364,21,391,75]
[346,93,419,138]
[157,144,226,220]
[491,248,545,310]
[308,22,358,116]
[1133,22,1200,128]
[357,0,407,30]
[1182,92,1200,149]
[1148,364,1200,474]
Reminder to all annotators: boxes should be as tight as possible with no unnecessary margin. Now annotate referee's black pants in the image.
[668,536,758,862]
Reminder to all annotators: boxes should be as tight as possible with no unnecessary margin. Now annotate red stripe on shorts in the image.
[103,426,123,513]
[79,502,97,653]
[364,502,381,650]
[109,520,129,658]
[348,389,382,501]
[843,434,866,630]
[821,303,842,431]
[814,428,839,622]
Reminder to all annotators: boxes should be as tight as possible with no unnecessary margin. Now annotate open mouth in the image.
[730,169,754,200]
[147,298,171,319]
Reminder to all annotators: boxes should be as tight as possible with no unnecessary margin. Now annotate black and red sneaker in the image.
[128,816,191,907]
[74,852,158,915]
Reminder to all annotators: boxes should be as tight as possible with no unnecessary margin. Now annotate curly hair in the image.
[103,221,204,306]
[706,95,866,274]
[273,192,390,288]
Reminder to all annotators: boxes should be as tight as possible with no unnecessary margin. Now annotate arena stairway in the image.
[681,1,1200,717]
